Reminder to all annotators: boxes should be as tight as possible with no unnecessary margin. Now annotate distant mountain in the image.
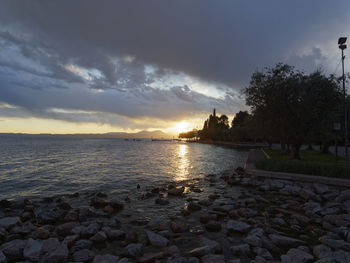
[0,130,175,139]
[104,130,174,139]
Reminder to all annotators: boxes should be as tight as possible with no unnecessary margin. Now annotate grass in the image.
[255,149,350,179]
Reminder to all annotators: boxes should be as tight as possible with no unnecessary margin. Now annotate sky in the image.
[0,1,349,134]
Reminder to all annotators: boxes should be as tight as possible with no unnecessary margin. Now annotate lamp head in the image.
[338,37,347,45]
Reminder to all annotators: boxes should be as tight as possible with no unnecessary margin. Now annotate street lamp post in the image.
[338,37,348,163]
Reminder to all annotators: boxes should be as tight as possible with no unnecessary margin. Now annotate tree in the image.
[232,111,250,127]
[244,63,342,159]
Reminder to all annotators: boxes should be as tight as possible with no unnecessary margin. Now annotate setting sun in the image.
[173,121,190,133]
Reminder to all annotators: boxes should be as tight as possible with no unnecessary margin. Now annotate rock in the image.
[72,239,93,251]
[146,231,169,247]
[313,244,332,259]
[39,244,69,263]
[168,187,184,196]
[198,200,213,206]
[155,198,169,205]
[281,248,314,263]
[200,214,217,224]
[56,221,79,236]
[339,189,350,201]
[313,183,330,194]
[82,222,99,237]
[333,250,350,263]
[23,238,42,261]
[187,202,201,212]
[253,247,273,260]
[164,245,180,256]
[201,254,225,263]
[124,243,143,258]
[30,227,50,239]
[62,235,79,248]
[125,231,138,244]
[205,221,221,232]
[139,252,164,263]
[323,215,350,227]
[110,199,124,211]
[36,210,63,224]
[300,188,319,201]
[320,238,350,251]
[93,254,119,263]
[0,251,6,263]
[227,220,251,234]
[0,227,8,242]
[166,255,188,263]
[245,234,262,247]
[189,238,220,257]
[170,221,188,233]
[0,239,26,261]
[0,217,20,230]
[40,238,60,255]
[72,248,95,262]
[118,258,132,263]
[105,229,125,240]
[90,231,108,243]
[269,234,305,248]
[90,196,109,208]
[230,244,250,255]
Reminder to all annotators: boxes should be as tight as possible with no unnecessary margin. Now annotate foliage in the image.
[244,63,343,159]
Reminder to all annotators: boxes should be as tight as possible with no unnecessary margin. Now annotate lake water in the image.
[0,135,248,200]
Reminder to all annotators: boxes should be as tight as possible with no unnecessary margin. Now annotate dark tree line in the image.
[179,63,349,159]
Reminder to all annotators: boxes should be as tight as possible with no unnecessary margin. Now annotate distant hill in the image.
[0,130,175,139]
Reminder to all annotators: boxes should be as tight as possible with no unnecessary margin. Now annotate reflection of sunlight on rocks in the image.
[175,144,189,181]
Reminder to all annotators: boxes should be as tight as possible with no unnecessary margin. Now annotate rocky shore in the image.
[0,167,350,263]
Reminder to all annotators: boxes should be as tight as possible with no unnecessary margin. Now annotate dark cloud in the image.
[0,1,349,128]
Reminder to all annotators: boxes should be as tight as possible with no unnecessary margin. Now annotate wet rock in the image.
[124,243,143,258]
[118,258,132,263]
[300,188,319,201]
[339,189,350,201]
[200,214,217,224]
[166,255,188,263]
[147,217,167,231]
[36,210,63,224]
[168,187,185,196]
[230,244,250,256]
[323,214,350,227]
[333,250,350,262]
[110,199,124,211]
[23,238,42,261]
[281,248,314,263]
[0,239,26,261]
[187,202,201,212]
[0,217,20,230]
[198,200,212,206]
[205,221,221,232]
[269,234,305,248]
[245,234,262,247]
[39,244,68,263]
[40,238,60,256]
[155,198,169,205]
[201,254,225,263]
[170,221,189,233]
[139,252,164,263]
[90,196,109,208]
[72,248,95,262]
[93,254,119,263]
[146,231,169,247]
[227,220,251,234]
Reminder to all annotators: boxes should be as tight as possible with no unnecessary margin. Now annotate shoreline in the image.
[1,167,349,262]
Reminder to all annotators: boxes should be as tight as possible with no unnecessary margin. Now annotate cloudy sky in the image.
[0,1,349,134]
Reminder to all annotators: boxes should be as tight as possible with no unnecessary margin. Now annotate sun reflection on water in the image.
[175,144,190,181]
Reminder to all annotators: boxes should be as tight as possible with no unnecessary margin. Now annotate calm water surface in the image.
[0,135,248,200]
